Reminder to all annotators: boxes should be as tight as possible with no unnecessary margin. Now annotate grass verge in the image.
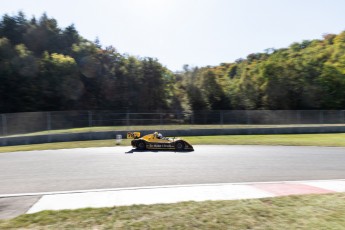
[1,133,345,153]
[5,124,345,137]
[188,133,345,147]
[0,139,127,153]
[1,193,345,229]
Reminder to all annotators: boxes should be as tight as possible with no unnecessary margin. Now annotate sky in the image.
[1,0,345,71]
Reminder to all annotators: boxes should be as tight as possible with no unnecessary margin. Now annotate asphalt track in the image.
[1,145,345,219]
[1,145,345,195]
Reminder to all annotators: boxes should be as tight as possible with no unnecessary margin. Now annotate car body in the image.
[127,132,194,151]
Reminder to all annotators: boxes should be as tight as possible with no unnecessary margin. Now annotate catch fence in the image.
[0,110,344,137]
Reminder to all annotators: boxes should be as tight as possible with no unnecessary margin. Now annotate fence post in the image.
[126,112,130,126]
[160,113,163,125]
[47,112,51,132]
[88,111,93,127]
[296,111,301,124]
[319,110,324,124]
[246,111,251,124]
[220,111,224,125]
[1,114,7,136]
[46,112,51,142]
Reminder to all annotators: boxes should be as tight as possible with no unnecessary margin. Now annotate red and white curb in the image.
[16,179,345,214]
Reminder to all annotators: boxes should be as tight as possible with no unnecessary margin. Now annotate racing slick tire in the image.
[175,141,185,151]
[137,141,146,150]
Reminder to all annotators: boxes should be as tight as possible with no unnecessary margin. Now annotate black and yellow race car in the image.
[127,132,194,151]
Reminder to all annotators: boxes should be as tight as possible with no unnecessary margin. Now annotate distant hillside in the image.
[178,32,345,110]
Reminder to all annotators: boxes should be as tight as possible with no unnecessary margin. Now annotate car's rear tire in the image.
[137,141,146,150]
[175,141,185,151]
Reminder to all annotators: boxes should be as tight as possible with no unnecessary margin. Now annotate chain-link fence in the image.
[0,110,345,137]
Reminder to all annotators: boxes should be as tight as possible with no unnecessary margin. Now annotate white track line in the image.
[1,178,345,198]
[25,179,345,214]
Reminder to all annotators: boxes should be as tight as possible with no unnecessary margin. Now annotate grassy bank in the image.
[189,133,345,146]
[1,193,345,229]
[1,133,345,153]
[5,124,345,137]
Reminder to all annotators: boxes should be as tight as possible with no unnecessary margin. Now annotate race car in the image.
[127,132,194,151]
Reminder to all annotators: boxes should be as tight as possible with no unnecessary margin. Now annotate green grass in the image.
[5,123,345,137]
[188,133,345,147]
[0,139,130,153]
[1,133,345,153]
[1,193,345,229]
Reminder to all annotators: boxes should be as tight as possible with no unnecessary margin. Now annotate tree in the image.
[0,12,27,45]
[318,62,345,108]
[38,52,80,110]
[201,69,231,110]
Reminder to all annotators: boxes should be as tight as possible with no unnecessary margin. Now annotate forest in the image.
[1,12,345,113]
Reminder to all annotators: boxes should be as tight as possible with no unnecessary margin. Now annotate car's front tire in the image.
[175,141,185,151]
[137,141,146,150]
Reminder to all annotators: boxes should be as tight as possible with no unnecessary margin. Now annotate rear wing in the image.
[127,132,141,139]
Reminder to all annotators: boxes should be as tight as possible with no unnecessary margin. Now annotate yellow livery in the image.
[127,131,194,151]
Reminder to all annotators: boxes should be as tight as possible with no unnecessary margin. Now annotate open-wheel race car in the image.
[127,132,194,151]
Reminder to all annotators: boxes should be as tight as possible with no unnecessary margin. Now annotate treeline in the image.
[0,12,178,113]
[1,12,345,113]
[179,33,345,111]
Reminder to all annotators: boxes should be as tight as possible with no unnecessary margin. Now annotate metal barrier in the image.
[0,110,345,137]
